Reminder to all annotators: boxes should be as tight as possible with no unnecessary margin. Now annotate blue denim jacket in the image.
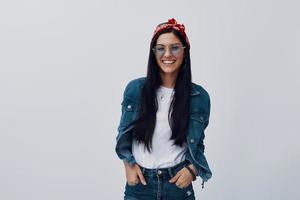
[115,77,212,187]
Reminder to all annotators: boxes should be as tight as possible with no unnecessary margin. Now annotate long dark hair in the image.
[131,27,192,153]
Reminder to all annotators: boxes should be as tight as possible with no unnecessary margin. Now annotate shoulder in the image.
[124,77,146,91]
[122,76,146,101]
[191,82,210,100]
[190,82,211,114]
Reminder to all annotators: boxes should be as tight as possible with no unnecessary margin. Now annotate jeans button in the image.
[157,170,162,175]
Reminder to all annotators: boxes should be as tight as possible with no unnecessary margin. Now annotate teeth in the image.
[163,60,175,64]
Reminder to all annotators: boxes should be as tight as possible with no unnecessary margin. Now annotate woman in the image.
[115,18,212,200]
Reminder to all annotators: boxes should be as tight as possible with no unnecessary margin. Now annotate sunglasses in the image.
[152,43,186,58]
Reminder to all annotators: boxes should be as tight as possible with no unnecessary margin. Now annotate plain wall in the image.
[0,0,299,199]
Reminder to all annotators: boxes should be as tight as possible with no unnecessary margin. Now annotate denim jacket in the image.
[115,77,212,188]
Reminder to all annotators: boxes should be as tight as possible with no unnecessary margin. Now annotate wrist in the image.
[188,164,198,176]
[185,165,197,181]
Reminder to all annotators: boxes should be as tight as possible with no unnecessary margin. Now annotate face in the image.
[153,32,185,77]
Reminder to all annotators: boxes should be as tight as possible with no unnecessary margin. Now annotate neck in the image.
[159,72,178,88]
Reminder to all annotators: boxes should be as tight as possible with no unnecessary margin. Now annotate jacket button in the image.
[190,138,194,143]
[127,104,132,110]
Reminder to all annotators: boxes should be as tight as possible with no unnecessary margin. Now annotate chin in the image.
[159,66,180,74]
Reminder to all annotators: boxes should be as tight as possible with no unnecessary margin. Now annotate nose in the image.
[164,47,172,57]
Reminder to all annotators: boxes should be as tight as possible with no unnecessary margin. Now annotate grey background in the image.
[0,0,299,199]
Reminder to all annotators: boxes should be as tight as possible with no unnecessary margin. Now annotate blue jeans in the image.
[124,160,195,200]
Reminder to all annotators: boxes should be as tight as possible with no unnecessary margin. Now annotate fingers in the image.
[136,165,147,185]
[127,172,140,186]
[127,179,139,186]
[169,170,181,183]
[126,164,146,186]
[177,179,192,188]
[175,175,189,188]
[170,168,193,188]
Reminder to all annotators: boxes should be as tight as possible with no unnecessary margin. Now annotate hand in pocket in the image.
[124,162,147,186]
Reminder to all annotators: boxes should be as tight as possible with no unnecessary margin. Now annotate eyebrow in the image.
[156,43,181,46]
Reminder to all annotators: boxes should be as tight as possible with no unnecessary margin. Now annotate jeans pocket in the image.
[173,182,192,190]
[126,181,141,187]
[166,181,195,199]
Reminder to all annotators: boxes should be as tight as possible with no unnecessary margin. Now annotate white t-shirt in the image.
[132,85,187,168]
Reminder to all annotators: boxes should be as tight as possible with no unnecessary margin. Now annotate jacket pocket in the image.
[190,111,207,124]
[120,97,139,129]
[187,112,208,146]
[190,110,209,130]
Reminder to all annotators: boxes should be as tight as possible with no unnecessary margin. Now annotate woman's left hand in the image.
[169,164,197,189]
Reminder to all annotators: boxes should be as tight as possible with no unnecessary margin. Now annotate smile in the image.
[162,60,176,64]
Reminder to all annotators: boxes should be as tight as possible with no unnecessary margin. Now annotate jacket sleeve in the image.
[204,92,211,130]
[185,91,212,188]
[115,81,137,166]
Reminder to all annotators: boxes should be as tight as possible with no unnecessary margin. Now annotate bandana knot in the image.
[152,18,190,48]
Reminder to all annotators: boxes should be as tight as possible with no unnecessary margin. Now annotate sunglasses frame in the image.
[152,43,186,58]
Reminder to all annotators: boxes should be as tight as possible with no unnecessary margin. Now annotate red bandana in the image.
[152,18,190,48]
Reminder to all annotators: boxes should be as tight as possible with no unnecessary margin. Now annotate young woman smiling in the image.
[115,18,212,200]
